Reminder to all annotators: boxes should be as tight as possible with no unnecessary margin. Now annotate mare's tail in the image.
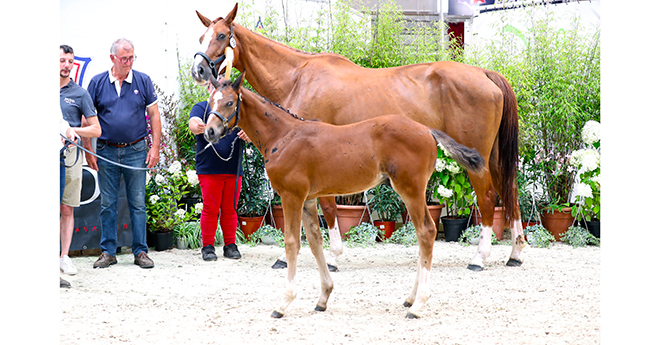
[430,129,485,173]
[484,70,520,224]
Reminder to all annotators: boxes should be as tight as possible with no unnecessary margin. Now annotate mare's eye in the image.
[226,101,234,107]
[217,33,226,41]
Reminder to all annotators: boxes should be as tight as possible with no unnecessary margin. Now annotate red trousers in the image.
[198,174,242,247]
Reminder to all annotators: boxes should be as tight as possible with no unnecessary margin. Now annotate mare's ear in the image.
[196,11,213,27]
[225,3,239,25]
[232,71,245,92]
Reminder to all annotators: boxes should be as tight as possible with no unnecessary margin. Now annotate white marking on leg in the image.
[276,277,297,316]
[408,265,431,317]
[509,219,526,262]
[470,225,493,268]
[325,219,342,267]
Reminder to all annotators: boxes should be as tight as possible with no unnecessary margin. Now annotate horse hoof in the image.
[405,312,420,319]
[271,310,284,319]
[314,305,327,312]
[403,301,412,308]
[506,258,523,267]
[327,264,338,272]
[467,264,484,272]
[271,259,287,269]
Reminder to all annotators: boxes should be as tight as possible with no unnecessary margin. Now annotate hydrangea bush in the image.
[569,120,600,221]
[431,142,473,217]
[146,161,201,232]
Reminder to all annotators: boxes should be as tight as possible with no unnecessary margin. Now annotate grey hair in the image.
[110,38,134,55]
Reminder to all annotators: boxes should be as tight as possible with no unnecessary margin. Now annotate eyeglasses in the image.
[114,55,137,64]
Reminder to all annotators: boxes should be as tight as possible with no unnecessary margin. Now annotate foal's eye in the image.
[226,101,234,107]
[217,33,226,41]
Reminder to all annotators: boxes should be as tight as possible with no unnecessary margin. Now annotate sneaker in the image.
[223,243,241,259]
[134,252,154,269]
[60,255,78,275]
[201,245,217,261]
[60,277,71,288]
[93,253,117,269]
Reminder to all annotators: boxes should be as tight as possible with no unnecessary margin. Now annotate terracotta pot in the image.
[374,220,396,241]
[401,204,444,228]
[471,206,505,241]
[269,205,285,232]
[540,208,575,241]
[522,221,540,229]
[336,205,370,238]
[238,216,265,241]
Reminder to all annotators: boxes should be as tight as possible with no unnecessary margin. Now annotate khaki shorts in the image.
[62,146,83,207]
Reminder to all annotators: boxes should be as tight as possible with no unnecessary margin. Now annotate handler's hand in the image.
[238,130,251,143]
[145,146,160,169]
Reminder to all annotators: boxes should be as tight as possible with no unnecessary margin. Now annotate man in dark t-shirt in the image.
[59,44,101,280]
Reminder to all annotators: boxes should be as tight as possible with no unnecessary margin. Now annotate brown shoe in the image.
[93,253,117,268]
[134,252,154,269]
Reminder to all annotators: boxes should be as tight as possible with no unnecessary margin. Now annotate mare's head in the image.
[204,72,245,143]
[191,3,239,85]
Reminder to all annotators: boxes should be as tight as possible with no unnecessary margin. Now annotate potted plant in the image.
[335,192,369,238]
[434,143,474,242]
[367,184,405,240]
[569,120,601,238]
[344,222,381,248]
[237,142,271,240]
[522,224,555,249]
[561,226,600,248]
[146,161,196,251]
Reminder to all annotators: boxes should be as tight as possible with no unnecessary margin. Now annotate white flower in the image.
[436,185,453,199]
[581,120,600,145]
[437,142,450,157]
[186,170,199,186]
[194,202,203,214]
[175,209,187,219]
[168,161,182,175]
[574,182,593,201]
[435,159,446,172]
[447,161,461,174]
[155,174,166,184]
[146,173,151,185]
[591,175,600,189]
[149,195,160,203]
[570,149,599,172]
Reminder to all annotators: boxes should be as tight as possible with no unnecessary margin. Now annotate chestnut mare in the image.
[204,73,485,318]
[191,4,525,272]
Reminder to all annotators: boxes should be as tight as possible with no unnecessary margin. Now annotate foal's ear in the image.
[196,11,213,27]
[232,71,245,92]
[225,3,239,25]
[210,75,221,89]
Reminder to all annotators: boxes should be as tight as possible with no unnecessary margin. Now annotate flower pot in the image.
[540,208,575,241]
[441,216,469,242]
[239,216,265,241]
[336,205,370,238]
[374,220,396,241]
[153,230,174,251]
[583,219,600,238]
[522,221,540,229]
[401,204,443,238]
[269,205,285,232]
[176,237,188,249]
[471,206,505,240]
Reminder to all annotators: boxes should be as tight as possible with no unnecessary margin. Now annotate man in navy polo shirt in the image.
[86,38,162,269]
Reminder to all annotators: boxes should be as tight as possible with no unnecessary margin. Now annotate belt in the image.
[98,137,145,148]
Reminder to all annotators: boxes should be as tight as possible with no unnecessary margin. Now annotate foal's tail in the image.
[430,129,485,173]
[484,70,520,224]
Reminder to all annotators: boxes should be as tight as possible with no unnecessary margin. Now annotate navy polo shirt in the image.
[87,69,158,143]
[60,79,97,127]
[189,101,243,176]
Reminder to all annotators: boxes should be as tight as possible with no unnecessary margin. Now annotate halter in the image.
[207,92,242,134]
[194,24,236,79]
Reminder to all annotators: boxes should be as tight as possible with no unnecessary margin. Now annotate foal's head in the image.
[204,72,245,144]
